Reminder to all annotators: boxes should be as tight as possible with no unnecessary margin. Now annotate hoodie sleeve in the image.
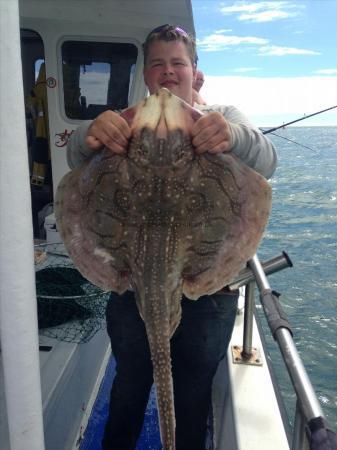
[197,104,277,179]
[67,120,96,169]
[68,104,277,179]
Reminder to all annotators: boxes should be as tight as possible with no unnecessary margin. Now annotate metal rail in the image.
[242,281,255,359]
[249,255,323,421]
[229,253,337,449]
[238,253,328,450]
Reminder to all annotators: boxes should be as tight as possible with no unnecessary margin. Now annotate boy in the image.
[67,24,276,450]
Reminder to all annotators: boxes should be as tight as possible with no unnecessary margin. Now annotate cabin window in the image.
[61,41,138,120]
[35,59,45,82]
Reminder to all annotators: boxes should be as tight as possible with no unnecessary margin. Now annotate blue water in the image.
[258,126,337,430]
[81,126,337,449]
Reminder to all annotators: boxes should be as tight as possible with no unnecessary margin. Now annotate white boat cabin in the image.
[19,0,195,237]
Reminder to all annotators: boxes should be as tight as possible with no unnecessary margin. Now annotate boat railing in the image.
[229,253,337,450]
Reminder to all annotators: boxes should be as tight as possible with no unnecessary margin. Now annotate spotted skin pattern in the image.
[55,88,271,449]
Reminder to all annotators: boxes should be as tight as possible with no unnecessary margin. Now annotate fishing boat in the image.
[1,1,336,449]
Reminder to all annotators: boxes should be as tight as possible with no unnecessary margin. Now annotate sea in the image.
[258,126,337,431]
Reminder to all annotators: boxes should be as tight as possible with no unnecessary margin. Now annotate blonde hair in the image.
[143,24,197,66]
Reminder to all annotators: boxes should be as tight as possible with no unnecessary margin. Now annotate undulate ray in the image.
[55,88,272,449]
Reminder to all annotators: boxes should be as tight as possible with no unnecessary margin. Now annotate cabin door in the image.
[20,28,53,239]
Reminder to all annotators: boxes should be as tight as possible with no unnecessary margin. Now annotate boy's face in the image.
[143,40,196,105]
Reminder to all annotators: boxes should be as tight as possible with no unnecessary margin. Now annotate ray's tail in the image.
[147,331,176,450]
[133,223,183,449]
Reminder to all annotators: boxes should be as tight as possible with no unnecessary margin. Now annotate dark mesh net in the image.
[34,243,110,343]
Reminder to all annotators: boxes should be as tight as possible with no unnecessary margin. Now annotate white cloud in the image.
[233,67,261,73]
[214,28,233,34]
[220,1,287,13]
[197,33,319,56]
[197,31,319,57]
[239,9,294,22]
[314,69,337,75]
[258,45,320,56]
[220,1,303,23]
[197,33,268,52]
[200,75,337,126]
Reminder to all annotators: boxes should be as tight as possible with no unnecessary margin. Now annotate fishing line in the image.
[259,104,336,154]
[268,132,318,154]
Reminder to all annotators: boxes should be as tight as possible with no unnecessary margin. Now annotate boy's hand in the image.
[85,110,131,154]
[191,112,232,154]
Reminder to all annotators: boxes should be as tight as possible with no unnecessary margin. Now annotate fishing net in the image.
[34,243,110,343]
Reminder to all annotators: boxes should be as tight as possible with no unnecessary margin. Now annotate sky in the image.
[191,0,337,126]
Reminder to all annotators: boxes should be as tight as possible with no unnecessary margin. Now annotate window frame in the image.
[57,35,141,122]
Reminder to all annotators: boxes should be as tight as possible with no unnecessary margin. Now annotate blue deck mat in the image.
[79,355,161,450]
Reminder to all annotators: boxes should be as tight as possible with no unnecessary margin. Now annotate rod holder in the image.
[228,251,292,291]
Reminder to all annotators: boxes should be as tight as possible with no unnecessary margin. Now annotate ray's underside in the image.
[55,88,271,449]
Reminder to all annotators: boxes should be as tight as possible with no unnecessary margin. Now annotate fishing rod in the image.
[261,104,337,135]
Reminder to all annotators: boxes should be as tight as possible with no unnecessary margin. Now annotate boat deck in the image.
[0,289,290,450]
[78,356,162,450]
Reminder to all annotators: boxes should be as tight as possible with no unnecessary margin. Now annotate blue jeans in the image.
[102,289,238,450]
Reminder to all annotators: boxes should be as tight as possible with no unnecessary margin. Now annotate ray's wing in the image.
[182,152,271,299]
[55,149,131,293]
